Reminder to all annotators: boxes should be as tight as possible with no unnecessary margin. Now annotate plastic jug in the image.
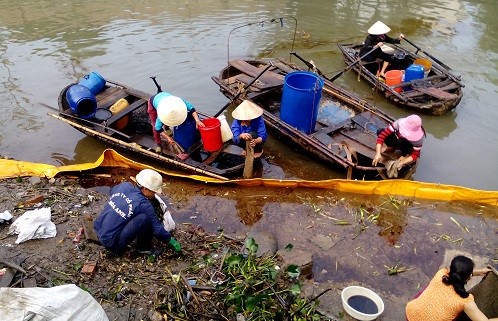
[217,115,233,143]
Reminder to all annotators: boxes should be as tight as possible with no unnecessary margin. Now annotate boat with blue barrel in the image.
[212,58,418,180]
[51,74,247,180]
[337,42,464,115]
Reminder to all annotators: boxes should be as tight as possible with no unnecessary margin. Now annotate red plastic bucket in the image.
[199,118,223,152]
[385,70,403,93]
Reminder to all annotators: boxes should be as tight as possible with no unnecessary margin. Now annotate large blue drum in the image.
[280,71,324,134]
[65,84,97,119]
[78,71,106,95]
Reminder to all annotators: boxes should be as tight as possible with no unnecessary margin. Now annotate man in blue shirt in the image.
[94,169,180,255]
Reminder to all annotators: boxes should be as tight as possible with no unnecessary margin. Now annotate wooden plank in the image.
[22,277,37,288]
[229,60,284,87]
[81,216,100,243]
[97,89,129,110]
[235,74,282,90]
[332,131,377,159]
[106,100,146,126]
[413,86,458,100]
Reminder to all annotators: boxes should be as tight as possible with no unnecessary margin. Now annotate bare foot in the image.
[176,153,189,161]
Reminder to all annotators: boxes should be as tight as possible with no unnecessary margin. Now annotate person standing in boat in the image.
[360,21,404,78]
[147,92,204,159]
[372,114,425,170]
[406,255,497,321]
[94,169,181,256]
[230,100,267,158]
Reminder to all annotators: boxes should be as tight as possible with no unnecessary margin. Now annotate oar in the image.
[242,141,254,179]
[328,43,381,82]
[213,61,274,117]
[403,37,451,70]
[291,44,380,83]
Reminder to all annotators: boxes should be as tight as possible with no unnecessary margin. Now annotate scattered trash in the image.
[0,210,12,223]
[0,284,109,320]
[8,207,57,244]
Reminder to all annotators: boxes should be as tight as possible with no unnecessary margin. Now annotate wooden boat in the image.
[337,43,464,115]
[211,58,417,180]
[51,78,246,180]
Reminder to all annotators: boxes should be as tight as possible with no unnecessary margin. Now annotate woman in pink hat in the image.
[360,21,405,78]
[372,114,425,170]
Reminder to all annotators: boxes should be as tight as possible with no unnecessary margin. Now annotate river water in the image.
[1,0,497,190]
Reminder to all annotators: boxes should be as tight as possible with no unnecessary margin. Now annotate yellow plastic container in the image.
[413,58,432,77]
[109,98,130,130]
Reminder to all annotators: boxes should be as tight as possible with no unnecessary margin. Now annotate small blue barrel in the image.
[173,119,200,151]
[66,84,97,119]
[78,71,106,95]
[404,64,424,82]
[280,71,324,134]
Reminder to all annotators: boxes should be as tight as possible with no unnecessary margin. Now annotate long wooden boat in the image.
[212,58,417,180]
[52,78,246,180]
[337,43,464,115]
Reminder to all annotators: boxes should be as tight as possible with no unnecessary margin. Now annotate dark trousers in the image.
[236,130,264,153]
[108,213,153,254]
[377,129,413,157]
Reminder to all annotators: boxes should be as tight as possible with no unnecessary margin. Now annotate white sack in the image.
[155,194,176,231]
[0,210,12,223]
[8,207,57,244]
[0,284,109,321]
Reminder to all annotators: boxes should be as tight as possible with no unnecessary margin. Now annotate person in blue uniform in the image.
[94,168,181,255]
[230,100,267,158]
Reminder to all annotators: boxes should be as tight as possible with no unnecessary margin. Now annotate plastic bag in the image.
[8,207,57,244]
[154,194,176,231]
[0,284,109,321]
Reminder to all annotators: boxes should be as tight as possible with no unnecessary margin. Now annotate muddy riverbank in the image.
[1,169,497,320]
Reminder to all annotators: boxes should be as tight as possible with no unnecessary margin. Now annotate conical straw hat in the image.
[157,95,188,127]
[232,100,263,121]
[367,21,391,35]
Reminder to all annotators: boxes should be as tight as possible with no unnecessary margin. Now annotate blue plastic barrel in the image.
[65,84,97,119]
[173,119,200,151]
[78,71,106,95]
[280,71,324,134]
[404,64,424,82]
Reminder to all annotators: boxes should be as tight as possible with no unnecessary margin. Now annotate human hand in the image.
[160,132,174,143]
[377,42,384,47]
[196,120,205,128]
[249,139,257,148]
[240,133,252,140]
[472,268,492,277]
[372,153,382,166]
[168,237,182,253]
[399,34,405,40]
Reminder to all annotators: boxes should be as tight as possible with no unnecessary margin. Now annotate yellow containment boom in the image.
[1,149,497,207]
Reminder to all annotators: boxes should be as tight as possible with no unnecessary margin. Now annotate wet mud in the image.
[1,169,497,320]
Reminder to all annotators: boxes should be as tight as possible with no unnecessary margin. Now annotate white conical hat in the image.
[232,100,263,121]
[367,21,391,35]
[157,95,188,127]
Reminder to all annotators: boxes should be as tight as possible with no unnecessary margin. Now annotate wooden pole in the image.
[48,113,229,181]
[243,140,254,179]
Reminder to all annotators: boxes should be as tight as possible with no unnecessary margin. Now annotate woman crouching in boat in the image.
[360,21,404,78]
[372,114,425,171]
[230,100,267,158]
[147,92,204,160]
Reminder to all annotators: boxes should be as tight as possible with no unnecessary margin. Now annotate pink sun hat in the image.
[398,115,424,141]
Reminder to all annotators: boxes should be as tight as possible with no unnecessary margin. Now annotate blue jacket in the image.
[231,116,267,144]
[93,182,171,248]
[151,92,196,132]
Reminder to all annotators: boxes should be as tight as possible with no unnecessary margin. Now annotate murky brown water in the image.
[1,0,497,190]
